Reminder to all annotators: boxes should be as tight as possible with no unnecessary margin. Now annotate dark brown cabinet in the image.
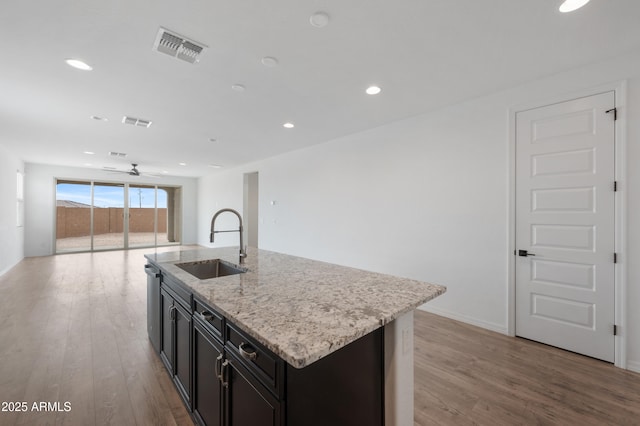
[193,318,224,426]
[149,263,383,426]
[160,288,173,367]
[160,286,192,409]
[192,301,281,426]
[225,352,281,426]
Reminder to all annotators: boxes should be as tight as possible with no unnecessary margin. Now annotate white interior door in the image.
[515,92,616,362]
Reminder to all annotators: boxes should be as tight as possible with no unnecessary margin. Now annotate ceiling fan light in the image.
[559,0,590,13]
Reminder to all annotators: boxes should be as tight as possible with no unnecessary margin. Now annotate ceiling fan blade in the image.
[101,163,159,177]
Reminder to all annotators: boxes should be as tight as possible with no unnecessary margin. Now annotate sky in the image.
[57,183,168,208]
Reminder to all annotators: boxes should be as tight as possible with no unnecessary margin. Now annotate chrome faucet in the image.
[210,208,246,264]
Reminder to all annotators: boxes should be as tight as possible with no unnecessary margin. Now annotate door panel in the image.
[129,185,158,248]
[515,91,615,362]
[193,320,223,426]
[55,181,92,252]
[226,357,279,426]
[174,303,192,408]
[92,183,125,250]
[160,289,174,372]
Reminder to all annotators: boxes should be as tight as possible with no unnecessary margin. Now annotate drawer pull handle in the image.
[239,343,257,361]
[200,311,214,322]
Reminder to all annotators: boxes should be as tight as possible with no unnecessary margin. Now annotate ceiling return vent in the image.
[122,116,152,128]
[109,152,127,158]
[153,27,206,64]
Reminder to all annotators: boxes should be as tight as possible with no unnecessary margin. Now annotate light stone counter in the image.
[145,246,445,369]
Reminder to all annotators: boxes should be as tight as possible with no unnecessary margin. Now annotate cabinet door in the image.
[225,355,281,426]
[193,320,224,426]
[174,302,192,408]
[159,288,174,373]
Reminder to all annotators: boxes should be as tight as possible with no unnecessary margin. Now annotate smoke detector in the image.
[153,27,206,64]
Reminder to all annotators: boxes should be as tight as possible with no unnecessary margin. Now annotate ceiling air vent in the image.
[109,152,127,158]
[153,27,206,64]
[122,116,152,128]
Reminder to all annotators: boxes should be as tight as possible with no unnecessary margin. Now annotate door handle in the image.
[221,360,230,388]
[518,250,536,257]
[215,354,223,381]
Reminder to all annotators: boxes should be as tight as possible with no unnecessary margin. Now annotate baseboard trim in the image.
[0,258,23,277]
[627,360,640,373]
[418,305,508,335]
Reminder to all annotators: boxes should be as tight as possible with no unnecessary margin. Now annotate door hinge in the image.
[614,253,618,263]
[606,107,617,120]
[614,181,618,192]
[614,325,618,336]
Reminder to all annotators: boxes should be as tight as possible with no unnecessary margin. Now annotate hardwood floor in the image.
[414,310,640,425]
[0,249,638,425]
[0,248,192,426]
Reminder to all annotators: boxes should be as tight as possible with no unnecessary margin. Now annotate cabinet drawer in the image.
[226,322,284,398]
[161,274,192,310]
[193,298,224,342]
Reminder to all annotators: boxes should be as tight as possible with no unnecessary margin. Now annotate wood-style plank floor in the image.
[0,248,638,425]
[0,247,193,426]
[414,310,640,425]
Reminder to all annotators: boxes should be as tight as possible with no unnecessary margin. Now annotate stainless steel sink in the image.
[175,259,247,280]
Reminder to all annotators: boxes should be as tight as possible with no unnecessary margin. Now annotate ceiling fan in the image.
[104,163,160,178]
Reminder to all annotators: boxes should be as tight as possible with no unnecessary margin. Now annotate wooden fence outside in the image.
[56,207,167,238]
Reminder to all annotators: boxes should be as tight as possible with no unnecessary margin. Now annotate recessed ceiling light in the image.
[65,59,93,71]
[261,56,279,67]
[162,171,169,174]
[231,84,246,92]
[84,163,92,167]
[179,162,187,166]
[366,86,382,95]
[310,12,330,28]
[559,0,590,12]
[83,151,95,155]
[283,122,295,129]
[208,164,223,168]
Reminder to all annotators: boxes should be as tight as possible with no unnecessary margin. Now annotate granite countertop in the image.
[145,247,446,368]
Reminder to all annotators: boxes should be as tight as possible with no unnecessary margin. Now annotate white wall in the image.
[198,47,640,371]
[0,145,25,275]
[24,163,198,257]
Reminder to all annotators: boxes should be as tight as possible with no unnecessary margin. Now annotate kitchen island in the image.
[145,247,445,426]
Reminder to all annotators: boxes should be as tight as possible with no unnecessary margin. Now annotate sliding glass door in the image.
[93,182,125,250]
[55,181,92,253]
[55,179,180,253]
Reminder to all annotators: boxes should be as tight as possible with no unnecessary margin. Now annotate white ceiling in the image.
[1,0,640,178]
